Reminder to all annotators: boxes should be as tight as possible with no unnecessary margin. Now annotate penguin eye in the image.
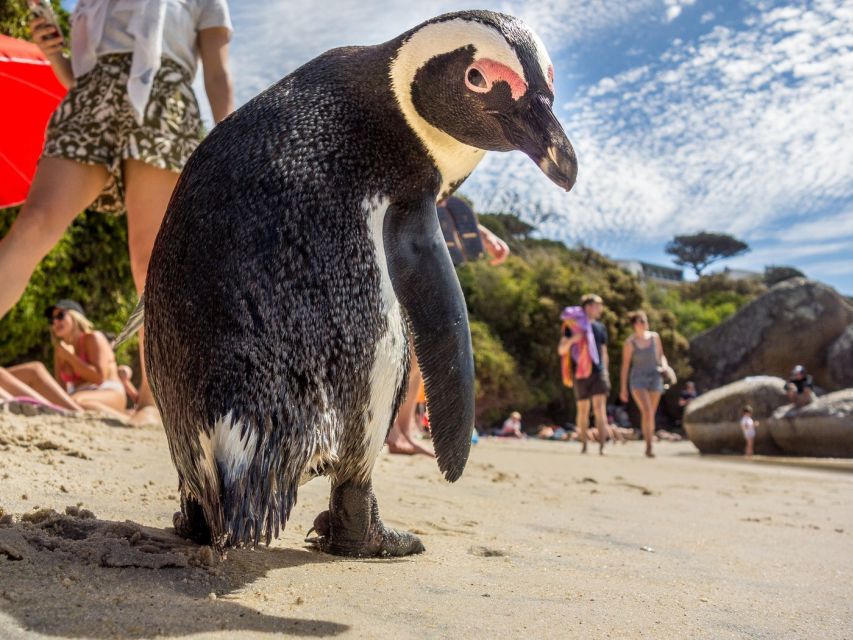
[465,65,491,93]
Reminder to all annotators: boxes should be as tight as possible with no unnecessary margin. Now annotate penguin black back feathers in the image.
[143,10,576,556]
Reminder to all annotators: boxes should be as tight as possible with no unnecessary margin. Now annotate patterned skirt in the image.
[42,54,202,214]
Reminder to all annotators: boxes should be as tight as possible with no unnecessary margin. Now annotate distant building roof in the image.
[617,259,684,283]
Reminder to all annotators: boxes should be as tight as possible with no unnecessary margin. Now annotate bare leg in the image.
[386,350,433,456]
[72,388,127,414]
[632,389,656,457]
[0,157,108,317]
[7,362,83,411]
[576,398,591,453]
[1,367,64,406]
[592,393,609,454]
[123,160,180,427]
[647,390,662,456]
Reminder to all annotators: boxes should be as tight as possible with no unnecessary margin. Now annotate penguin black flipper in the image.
[384,194,475,481]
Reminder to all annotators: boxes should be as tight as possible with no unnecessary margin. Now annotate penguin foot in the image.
[307,480,425,558]
[173,497,212,545]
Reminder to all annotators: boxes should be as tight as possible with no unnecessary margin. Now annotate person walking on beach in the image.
[619,311,669,458]
[558,294,611,454]
[740,405,757,457]
[0,0,235,426]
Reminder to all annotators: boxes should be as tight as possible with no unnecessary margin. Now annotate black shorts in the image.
[573,372,611,401]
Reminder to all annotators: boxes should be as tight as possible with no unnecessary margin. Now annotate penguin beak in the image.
[500,93,577,192]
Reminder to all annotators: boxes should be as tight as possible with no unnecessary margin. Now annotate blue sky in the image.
[63,1,853,293]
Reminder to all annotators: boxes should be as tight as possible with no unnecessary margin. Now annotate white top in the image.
[95,0,231,78]
[70,0,231,122]
[740,416,755,432]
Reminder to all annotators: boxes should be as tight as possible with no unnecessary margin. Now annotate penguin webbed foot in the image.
[173,496,213,545]
[306,480,424,558]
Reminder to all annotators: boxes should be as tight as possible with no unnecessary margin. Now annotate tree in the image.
[665,232,750,277]
[764,265,805,287]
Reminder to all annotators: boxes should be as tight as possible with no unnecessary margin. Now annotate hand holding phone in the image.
[27,0,64,55]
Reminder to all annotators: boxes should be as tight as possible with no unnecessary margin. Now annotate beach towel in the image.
[560,306,600,387]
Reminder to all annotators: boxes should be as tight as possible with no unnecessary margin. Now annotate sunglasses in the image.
[50,310,66,322]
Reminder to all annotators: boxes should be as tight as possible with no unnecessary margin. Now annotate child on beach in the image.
[740,405,757,457]
[498,411,526,439]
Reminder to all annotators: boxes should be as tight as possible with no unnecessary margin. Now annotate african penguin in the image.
[139,10,576,557]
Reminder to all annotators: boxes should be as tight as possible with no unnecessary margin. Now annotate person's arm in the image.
[558,325,583,355]
[53,348,64,385]
[478,224,509,266]
[619,340,633,403]
[198,27,234,124]
[59,333,113,384]
[29,17,75,89]
[600,327,609,374]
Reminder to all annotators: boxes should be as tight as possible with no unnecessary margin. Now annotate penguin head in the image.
[390,11,577,194]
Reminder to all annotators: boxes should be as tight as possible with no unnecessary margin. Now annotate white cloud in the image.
[664,0,695,23]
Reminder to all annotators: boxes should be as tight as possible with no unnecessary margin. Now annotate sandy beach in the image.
[0,411,850,639]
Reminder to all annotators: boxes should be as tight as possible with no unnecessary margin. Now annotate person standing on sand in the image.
[0,0,234,427]
[558,294,611,455]
[619,310,669,458]
[740,405,757,457]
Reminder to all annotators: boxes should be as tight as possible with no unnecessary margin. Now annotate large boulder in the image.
[767,389,853,457]
[828,325,853,389]
[684,376,788,454]
[689,279,853,391]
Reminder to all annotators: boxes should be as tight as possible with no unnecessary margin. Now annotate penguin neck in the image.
[389,46,486,199]
[403,116,485,199]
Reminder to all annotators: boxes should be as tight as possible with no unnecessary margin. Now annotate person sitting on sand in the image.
[0,300,127,420]
[537,425,569,440]
[786,365,814,407]
[740,405,757,457]
[498,411,525,438]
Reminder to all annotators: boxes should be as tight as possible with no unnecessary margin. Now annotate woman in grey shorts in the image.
[619,311,669,458]
[0,0,234,426]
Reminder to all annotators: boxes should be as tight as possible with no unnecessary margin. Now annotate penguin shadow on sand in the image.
[0,508,348,638]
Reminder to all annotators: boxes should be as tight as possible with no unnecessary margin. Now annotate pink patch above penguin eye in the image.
[547,65,555,92]
[464,59,527,100]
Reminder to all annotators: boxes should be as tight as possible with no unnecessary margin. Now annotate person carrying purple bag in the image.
[558,294,611,454]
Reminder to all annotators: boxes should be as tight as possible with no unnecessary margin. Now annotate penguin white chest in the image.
[360,197,408,476]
